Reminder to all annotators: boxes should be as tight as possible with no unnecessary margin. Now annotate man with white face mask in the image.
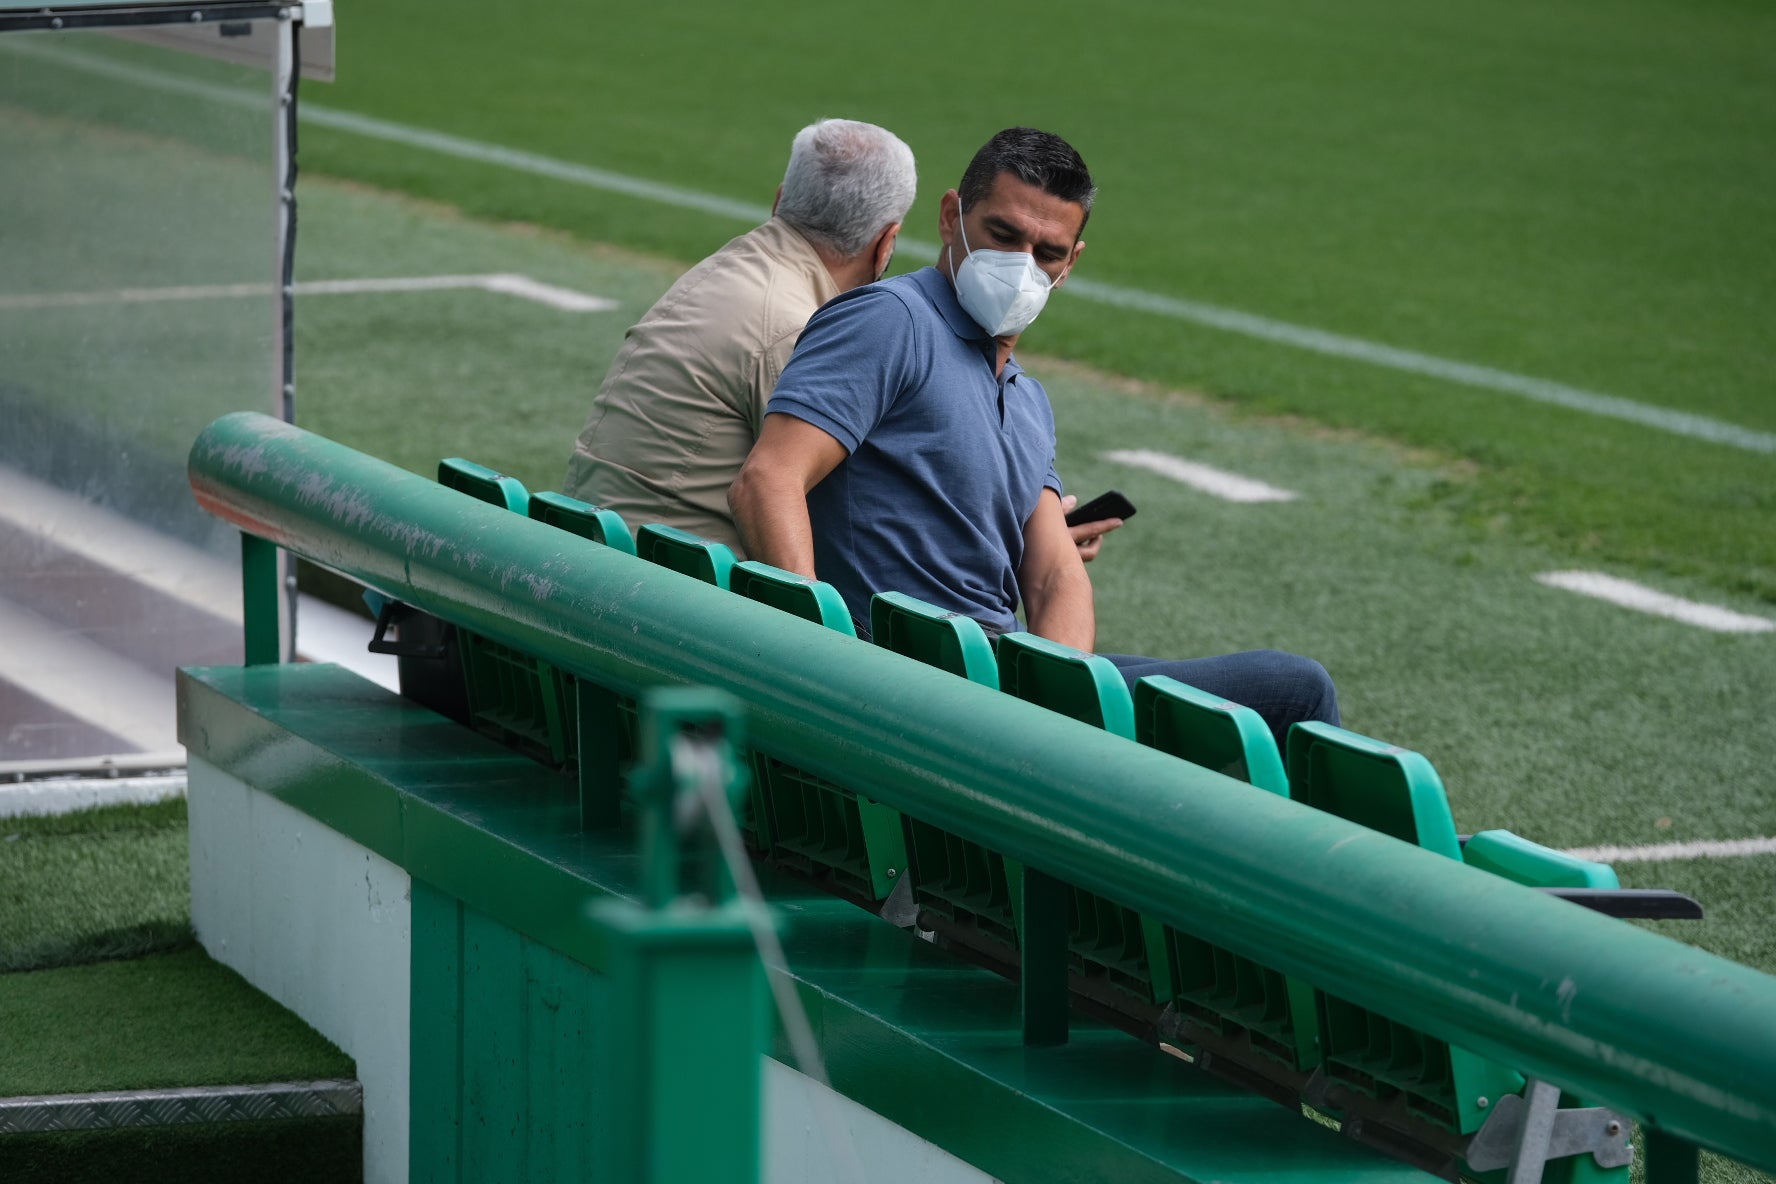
[730,127,1338,749]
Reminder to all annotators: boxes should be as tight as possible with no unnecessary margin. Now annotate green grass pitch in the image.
[2,11,1773,1179]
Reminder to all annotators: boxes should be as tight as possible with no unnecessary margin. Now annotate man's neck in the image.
[817,245,879,293]
[939,247,1018,377]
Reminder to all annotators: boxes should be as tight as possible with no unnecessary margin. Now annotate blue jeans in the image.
[1100,650,1339,754]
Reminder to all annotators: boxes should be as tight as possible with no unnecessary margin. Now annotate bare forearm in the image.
[730,465,817,577]
[1025,567,1095,651]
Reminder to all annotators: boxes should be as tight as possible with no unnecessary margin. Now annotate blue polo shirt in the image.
[766,266,1062,634]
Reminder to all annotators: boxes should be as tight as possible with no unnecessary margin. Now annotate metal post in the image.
[241,533,281,665]
[593,689,766,1183]
[576,680,626,829]
[1021,868,1071,1046]
[1644,1130,1700,1184]
[269,5,299,661]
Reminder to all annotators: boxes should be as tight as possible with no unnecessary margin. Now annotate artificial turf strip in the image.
[0,1115,362,1184]
[0,799,193,974]
[0,946,354,1098]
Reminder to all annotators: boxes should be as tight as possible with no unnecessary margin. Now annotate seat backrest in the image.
[528,490,636,555]
[1463,829,1620,889]
[438,457,529,514]
[868,592,999,688]
[634,524,736,589]
[1284,722,1462,859]
[1133,675,1288,795]
[730,561,856,637]
[996,632,1135,738]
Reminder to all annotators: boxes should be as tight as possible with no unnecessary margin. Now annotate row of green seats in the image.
[867,594,1633,1176]
[435,460,632,765]
[429,462,1637,1177]
[633,525,913,901]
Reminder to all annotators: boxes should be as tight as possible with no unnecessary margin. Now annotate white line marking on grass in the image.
[473,274,616,312]
[0,274,615,313]
[11,38,1776,455]
[0,774,187,820]
[1102,449,1298,503]
[1060,279,1776,456]
[1535,571,1775,634]
[1562,836,1776,864]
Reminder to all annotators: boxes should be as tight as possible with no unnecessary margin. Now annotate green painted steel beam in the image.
[188,412,1776,1169]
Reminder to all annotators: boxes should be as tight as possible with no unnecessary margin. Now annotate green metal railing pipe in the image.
[190,413,1776,1169]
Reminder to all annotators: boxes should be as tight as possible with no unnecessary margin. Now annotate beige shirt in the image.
[563,217,839,554]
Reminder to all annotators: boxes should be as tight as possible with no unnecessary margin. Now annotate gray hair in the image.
[776,119,916,258]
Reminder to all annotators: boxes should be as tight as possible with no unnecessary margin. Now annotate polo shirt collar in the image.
[909,266,1025,382]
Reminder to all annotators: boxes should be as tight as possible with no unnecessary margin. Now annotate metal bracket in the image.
[366,600,447,659]
[1466,1081,1633,1178]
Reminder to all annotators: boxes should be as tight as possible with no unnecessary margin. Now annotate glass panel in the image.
[0,25,279,769]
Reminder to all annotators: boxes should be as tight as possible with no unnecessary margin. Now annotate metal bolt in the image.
[1476,1097,1489,1109]
[886,867,898,878]
[50,17,62,28]
[189,10,202,20]
[1606,1120,1622,1137]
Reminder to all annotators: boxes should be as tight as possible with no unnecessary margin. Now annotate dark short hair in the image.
[957,127,1096,232]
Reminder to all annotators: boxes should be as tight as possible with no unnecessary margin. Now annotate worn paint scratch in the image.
[1557,976,1578,1024]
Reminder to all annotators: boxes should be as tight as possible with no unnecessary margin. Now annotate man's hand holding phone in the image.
[1061,489,1135,563]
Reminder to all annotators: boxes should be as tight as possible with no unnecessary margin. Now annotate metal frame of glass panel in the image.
[0,0,331,773]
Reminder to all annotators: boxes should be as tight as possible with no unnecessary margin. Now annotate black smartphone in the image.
[1064,489,1137,528]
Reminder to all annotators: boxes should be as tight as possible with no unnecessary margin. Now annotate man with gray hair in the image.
[563,118,915,551]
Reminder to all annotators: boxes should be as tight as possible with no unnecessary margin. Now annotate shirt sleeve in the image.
[766,286,921,454]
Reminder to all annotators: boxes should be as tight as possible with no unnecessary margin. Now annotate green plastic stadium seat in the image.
[995,632,1135,737]
[1284,724,1623,1169]
[1462,829,1618,889]
[869,592,999,689]
[1134,675,1288,795]
[727,562,906,900]
[1285,722,1463,860]
[997,633,1169,1007]
[528,490,636,555]
[434,460,573,764]
[731,561,857,637]
[867,594,1011,940]
[438,457,529,514]
[635,523,736,589]
[1134,676,1317,1070]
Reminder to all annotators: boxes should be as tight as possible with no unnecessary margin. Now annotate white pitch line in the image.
[1101,449,1298,504]
[0,774,186,820]
[1562,836,1776,864]
[0,274,615,314]
[9,39,1772,457]
[1535,571,1775,634]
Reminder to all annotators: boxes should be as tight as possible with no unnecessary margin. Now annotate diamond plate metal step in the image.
[0,1078,361,1134]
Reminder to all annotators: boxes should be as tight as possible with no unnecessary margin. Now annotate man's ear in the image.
[937,189,961,246]
[873,223,901,278]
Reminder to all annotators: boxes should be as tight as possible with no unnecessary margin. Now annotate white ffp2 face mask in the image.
[949,207,1058,337]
